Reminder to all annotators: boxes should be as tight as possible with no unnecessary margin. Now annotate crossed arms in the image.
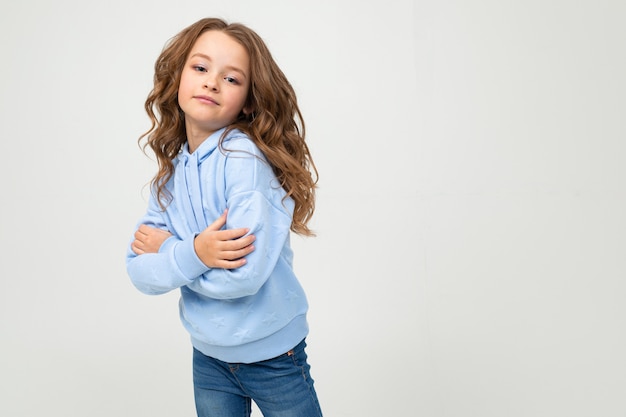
[130,209,255,269]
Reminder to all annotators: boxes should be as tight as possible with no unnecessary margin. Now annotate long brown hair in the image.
[140,18,318,236]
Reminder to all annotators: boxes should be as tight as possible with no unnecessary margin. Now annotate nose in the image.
[203,73,219,91]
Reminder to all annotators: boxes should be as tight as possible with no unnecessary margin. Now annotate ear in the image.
[243,105,255,116]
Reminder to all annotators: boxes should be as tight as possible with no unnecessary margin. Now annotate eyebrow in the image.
[190,53,248,79]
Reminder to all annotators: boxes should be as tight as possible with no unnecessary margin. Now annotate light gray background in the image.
[1,1,625,416]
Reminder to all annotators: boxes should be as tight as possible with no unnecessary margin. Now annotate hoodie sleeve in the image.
[125,188,210,295]
[126,236,210,295]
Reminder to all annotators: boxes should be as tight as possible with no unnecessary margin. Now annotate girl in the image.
[126,18,322,417]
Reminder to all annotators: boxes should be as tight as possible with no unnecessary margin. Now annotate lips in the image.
[194,95,218,105]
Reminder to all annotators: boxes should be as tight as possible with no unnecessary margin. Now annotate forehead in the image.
[189,30,249,68]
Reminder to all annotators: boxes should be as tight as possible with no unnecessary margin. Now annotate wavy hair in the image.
[140,18,318,236]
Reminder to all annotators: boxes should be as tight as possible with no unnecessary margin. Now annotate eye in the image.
[224,76,239,84]
[193,65,207,72]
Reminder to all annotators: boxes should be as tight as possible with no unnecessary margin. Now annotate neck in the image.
[185,124,216,154]
[187,136,207,154]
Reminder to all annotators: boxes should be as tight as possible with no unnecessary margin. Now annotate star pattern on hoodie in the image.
[285,289,299,303]
[262,312,278,327]
[239,303,255,317]
[210,315,225,328]
[233,327,251,341]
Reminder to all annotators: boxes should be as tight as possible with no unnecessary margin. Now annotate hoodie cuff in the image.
[172,235,211,279]
[158,235,178,253]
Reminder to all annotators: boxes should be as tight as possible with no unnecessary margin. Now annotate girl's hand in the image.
[194,210,256,269]
[131,225,173,254]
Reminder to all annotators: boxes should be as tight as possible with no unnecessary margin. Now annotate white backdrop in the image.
[1,1,625,416]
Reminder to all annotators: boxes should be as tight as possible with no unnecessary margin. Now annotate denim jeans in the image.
[193,339,323,417]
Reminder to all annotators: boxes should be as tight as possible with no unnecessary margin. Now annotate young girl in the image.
[126,18,322,417]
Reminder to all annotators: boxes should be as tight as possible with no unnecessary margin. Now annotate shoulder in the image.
[221,129,265,159]
[221,130,280,192]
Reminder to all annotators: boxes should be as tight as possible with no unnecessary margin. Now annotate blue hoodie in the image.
[126,128,309,363]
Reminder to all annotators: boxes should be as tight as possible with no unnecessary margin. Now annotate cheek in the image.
[178,70,195,93]
[226,91,248,115]
[177,75,195,109]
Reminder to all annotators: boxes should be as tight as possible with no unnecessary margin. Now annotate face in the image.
[178,30,250,147]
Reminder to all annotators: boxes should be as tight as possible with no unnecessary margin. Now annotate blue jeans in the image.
[193,339,323,417]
